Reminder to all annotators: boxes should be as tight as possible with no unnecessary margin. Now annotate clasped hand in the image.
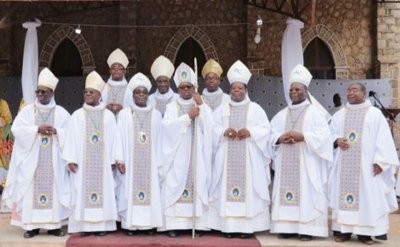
[224,128,250,140]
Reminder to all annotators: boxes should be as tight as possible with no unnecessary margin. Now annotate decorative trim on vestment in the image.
[33,107,55,210]
[278,106,308,207]
[84,109,104,209]
[177,102,195,204]
[131,108,152,206]
[338,106,369,211]
[226,102,249,203]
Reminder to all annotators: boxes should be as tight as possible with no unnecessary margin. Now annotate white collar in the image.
[177,97,195,106]
[154,88,174,100]
[34,98,56,110]
[202,87,223,97]
[131,103,152,112]
[107,77,128,87]
[346,99,371,110]
[83,102,106,111]
[288,99,311,110]
[230,95,250,106]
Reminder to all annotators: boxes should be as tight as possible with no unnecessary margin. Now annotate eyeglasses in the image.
[35,89,51,95]
[178,85,193,90]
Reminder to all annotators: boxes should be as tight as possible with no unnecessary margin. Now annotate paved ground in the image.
[1,206,400,247]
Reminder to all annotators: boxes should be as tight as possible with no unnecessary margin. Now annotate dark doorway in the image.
[174,37,206,90]
[51,39,83,76]
[50,39,84,113]
[304,37,335,79]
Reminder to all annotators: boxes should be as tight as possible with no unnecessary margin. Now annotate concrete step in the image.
[0,213,67,247]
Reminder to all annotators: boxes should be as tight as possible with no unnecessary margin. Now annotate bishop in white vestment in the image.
[208,60,271,238]
[270,64,332,240]
[116,72,163,234]
[148,55,178,116]
[2,68,70,238]
[161,62,213,237]
[102,48,133,115]
[329,82,399,245]
[63,71,120,236]
[201,59,230,111]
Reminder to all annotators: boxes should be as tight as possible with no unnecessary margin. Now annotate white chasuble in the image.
[209,100,271,233]
[63,104,118,233]
[116,106,163,230]
[2,100,71,230]
[329,100,400,236]
[270,100,332,237]
[161,99,213,230]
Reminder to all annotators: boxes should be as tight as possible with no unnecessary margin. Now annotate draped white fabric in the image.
[281,18,330,121]
[281,18,304,106]
[21,20,41,104]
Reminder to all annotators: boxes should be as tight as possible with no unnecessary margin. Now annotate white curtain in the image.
[281,18,330,120]
[21,19,41,104]
[281,18,304,105]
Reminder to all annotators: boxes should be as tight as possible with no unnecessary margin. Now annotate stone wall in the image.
[135,0,247,75]
[0,1,382,82]
[249,0,376,80]
[377,2,400,107]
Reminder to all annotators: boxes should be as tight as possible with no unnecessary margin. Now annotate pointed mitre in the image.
[128,72,152,92]
[107,48,129,68]
[227,60,251,85]
[201,58,223,78]
[38,67,59,91]
[289,64,312,87]
[85,71,105,93]
[173,62,196,88]
[151,55,175,80]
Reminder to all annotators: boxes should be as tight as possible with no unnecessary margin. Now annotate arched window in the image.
[51,39,83,76]
[175,37,206,74]
[304,37,335,79]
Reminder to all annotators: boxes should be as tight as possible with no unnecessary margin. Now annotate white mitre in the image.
[151,55,175,80]
[38,67,59,91]
[107,48,129,68]
[289,64,312,87]
[85,71,105,92]
[173,62,196,88]
[227,60,251,85]
[128,72,152,91]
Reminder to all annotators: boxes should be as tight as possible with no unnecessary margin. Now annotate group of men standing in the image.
[1,47,400,246]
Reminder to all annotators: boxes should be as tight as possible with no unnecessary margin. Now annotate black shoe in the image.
[146,228,156,235]
[195,230,203,237]
[126,230,135,236]
[299,234,313,241]
[167,230,177,238]
[240,233,253,239]
[23,229,40,238]
[357,235,374,245]
[334,233,351,242]
[94,231,107,236]
[47,228,65,237]
[278,233,298,239]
